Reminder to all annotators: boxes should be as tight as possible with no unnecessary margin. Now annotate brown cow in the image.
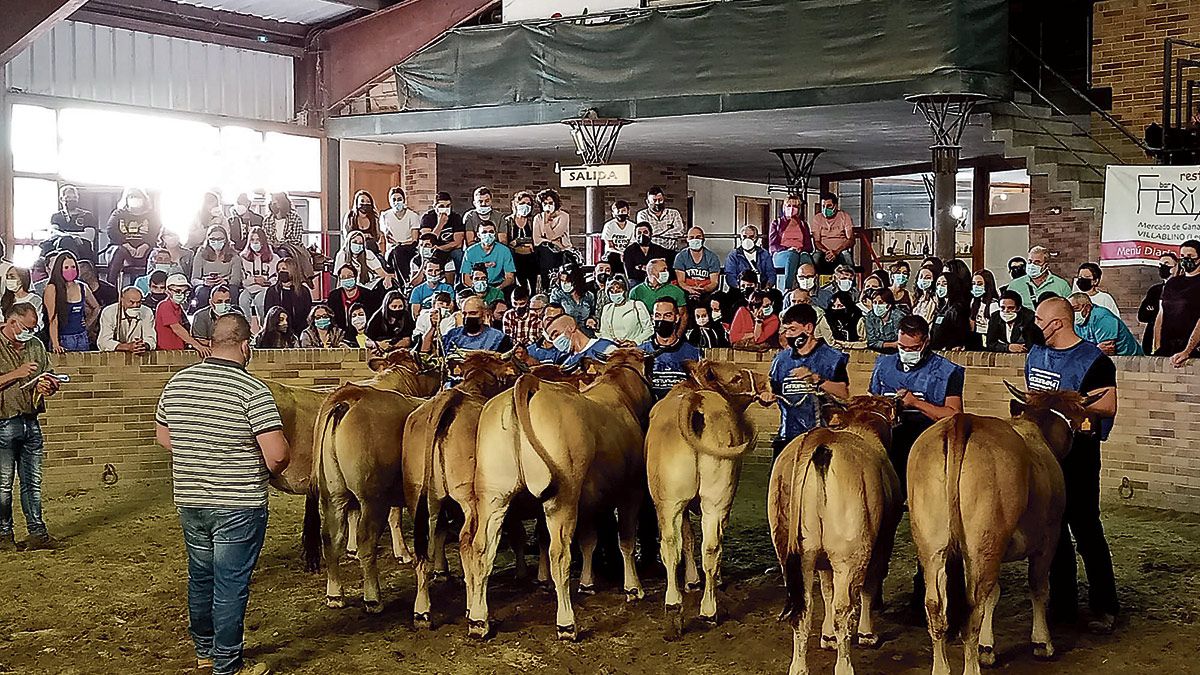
[465,348,653,640]
[646,360,767,638]
[908,383,1101,675]
[768,395,902,675]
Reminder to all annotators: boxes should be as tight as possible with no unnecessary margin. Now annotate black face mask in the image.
[1076,277,1094,292]
[1009,266,1026,280]
[788,333,810,350]
[1160,264,1174,280]
[463,316,482,334]
[651,203,665,213]
[1181,257,1199,274]
[147,292,166,305]
[638,234,652,247]
[515,305,530,316]
[278,271,291,285]
[616,213,629,222]
[595,273,609,286]
[357,204,373,214]
[654,319,676,339]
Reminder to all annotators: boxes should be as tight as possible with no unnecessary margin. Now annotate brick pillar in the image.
[403,143,439,213]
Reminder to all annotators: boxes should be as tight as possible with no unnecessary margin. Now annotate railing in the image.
[1158,38,1200,165]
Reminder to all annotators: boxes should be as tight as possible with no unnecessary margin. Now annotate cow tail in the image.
[678,390,756,460]
[779,429,835,623]
[513,374,564,480]
[302,399,350,573]
[944,414,973,639]
[414,390,462,560]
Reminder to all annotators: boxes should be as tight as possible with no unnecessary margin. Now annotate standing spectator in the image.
[827,290,867,350]
[986,290,1037,353]
[549,265,596,331]
[911,265,939,323]
[156,274,210,356]
[0,303,63,550]
[155,313,289,675]
[729,290,780,349]
[262,259,312,340]
[188,192,226,251]
[502,287,540,346]
[1138,252,1178,354]
[725,224,775,291]
[300,305,345,349]
[77,259,118,310]
[533,189,572,289]
[462,186,498,248]
[422,192,466,270]
[191,225,242,312]
[673,227,721,303]
[239,227,278,328]
[622,222,673,285]
[1069,293,1142,356]
[1074,262,1120,317]
[191,286,237,345]
[598,275,653,346]
[810,192,856,274]
[601,200,638,271]
[501,191,538,293]
[815,264,857,310]
[969,269,1000,350]
[327,265,383,334]
[106,187,162,285]
[768,193,813,290]
[226,193,264,253]
[1001,255,1028,292]
[380,187,421,253]
[685,303,728,348]
[865,287,908,352]
[43,252,99,353]
[929,271,971,351]
[630,259,687,316]
[365,290,415,351]
[639,299,702,400]
[1013,245,1072,309]
[1155,239,1200,366]
[636,186,686,251]
[262,192,304,249]
[890,261,913,308]
[98,287,156,353]
[254,307,298,349]
[408,259,454,316]
[334,230,393,290]
[589,260,615,315]
[0,265,41,321]
[159,230,194,279]
[461,221,516,292]
[342,190,382,254]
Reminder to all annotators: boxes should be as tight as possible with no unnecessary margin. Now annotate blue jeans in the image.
[773,250,815,290]
[178,507,268,675]
[60,331,90,352]
[0,415,46,537]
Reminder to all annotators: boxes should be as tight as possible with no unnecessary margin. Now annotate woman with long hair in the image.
[532,189,572,290]
[365,289,416,350]
[42,252,100,353]
[263,257,312,338]
[158,230,194,278]
[300,304,345,348]
[342,189,382,253]
[501,190,538,292]
[327,264,383,334]
[334,230,393,289]
[105,187,162,285]
[826,290,866,349]
[253,306,298,349]
[548,264,596,329]
[239,226,277,327]
[685,302,729,348]
[911,265,939,323]
[969,269,1000,350]
[929,270,972,350]
[190,224,242,311]
[188,191,226,250]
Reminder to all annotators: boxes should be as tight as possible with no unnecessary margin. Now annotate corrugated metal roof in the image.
[167,0,358,25]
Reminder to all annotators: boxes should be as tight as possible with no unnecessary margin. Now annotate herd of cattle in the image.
[259,349,1098,675]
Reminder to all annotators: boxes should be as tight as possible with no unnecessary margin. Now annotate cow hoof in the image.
[578,583,596,596]
[1033,642,1055,660]
[396,554,414,565]
[698,613,718,626]
[820,635,837,651]
[468,620,491,640]
[624,587,645,603]
[413,612,432,630]
[685,580,703,592]
[856,632,881,648]
[363,600,383,615]
[556,624,578,641]
[345,551,359,561]
[325,596,346,609]
[432,570,450,583]
[979,645,996,666]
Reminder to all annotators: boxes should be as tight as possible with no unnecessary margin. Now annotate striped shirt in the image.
[156,358,283,508]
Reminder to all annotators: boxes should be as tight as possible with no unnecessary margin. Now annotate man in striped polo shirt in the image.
[156,313,290,675]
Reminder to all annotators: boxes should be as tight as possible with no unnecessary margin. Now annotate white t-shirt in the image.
[601,218,637,255]
[380,208,421,248]
[1078,287,1120,317]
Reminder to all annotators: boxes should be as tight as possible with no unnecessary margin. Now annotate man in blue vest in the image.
[765,303,850,457]
[868,314,965,495]
[638,298,701,400]
[1028,296,1119,634]
[441,296,511,353]
[545,315,617,369]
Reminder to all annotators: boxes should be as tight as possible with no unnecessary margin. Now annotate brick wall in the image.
[42,349,377,490]
[710,348,1200,514]
[403,142,439,213]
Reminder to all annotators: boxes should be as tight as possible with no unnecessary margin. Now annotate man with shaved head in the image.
[1068,292,1141,356]
[98,286,156,352]
[545,314,617,369]
[1027,294,1120,634]
[440,295,510,353]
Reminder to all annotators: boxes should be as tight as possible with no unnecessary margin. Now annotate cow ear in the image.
[1081,389,1107,409]
[367,357,388,372]
[683,359,705,383]
[1009,399,1027,417]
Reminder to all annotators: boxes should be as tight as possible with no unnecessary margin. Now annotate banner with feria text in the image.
[1101,165,1200,266]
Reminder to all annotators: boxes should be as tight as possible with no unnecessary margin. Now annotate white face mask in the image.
[837,278,853,292]
[656,271,670,284]
[543,203,556,213]
[4,279,20,292]
[234,204,249,216]
[436,206,451,216]
[1000,311,1018,323]
[796,276,816,291]
[351,315,367,329]
[475,204,492,216]
[124,307,141,318]
[740,238,757,251]
[515,203,532,217]
[127,197,146,210]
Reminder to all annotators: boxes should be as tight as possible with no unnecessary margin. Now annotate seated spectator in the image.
[929,272,972,351]
[969,270,1001,350]
[865,287,908,353]
[438,296,511,353]
[488,298,509,330]
[890,260,913,308]
[726,269,761,312]
[868,268,891,293]
[413,292,457,353]
[262,258,312,340]
[190,224,242,312]
[729,290,780,349]
[366,289,416,351]
[191,285,238,345]
[547,314,619,369]
[135,248,176,295]
[708,291,730,331]
[381,186,422,253]
[461,221,515,291]
[637,186,686,251]
[1000,256,1027,293]
[43,252,99,353]
[143,271,169,310]
[391,233,455,290]
[502,287,540,346]
[685,303,728,349]
[461,263,502,306]
[300,304,346,349]
[623,222,673,285]
[589,260,615,312]
[49,184,98,260]
[1069,292,1142,356]
[106,187,161,285]
[532,189,572,290]
[1074,262,1120,316]
[98,286,156,352]
[344,303,374,349]
[815,264,856,310]
[549,265,597,332]
[599,275,653,347]
[335,230,393,290]
[253,306,298,348]
[328,264,383,334]
[421,192,467,271]
[726,224,775,292]
[986,290,1038,353]
[673,226,721,302]
[342,190,383,254]
[859,273,885,312]
[409,258,455,316]
[156,273,210,355]
[811,192,856,274]
[826,290,867,350]
[768,193,814,289]
[239,226,278,326]
[225,193,262,252]
[502,190,538,293]
[630,259,687,316]
[783,262,820,312]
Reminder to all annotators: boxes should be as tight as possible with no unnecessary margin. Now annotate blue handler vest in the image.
[770,341,849,443]
[561,338,618,369]
[870,352,964,424]
[638,338,703,400]
[1025,341,1112,441]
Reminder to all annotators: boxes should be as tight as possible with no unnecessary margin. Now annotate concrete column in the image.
[585,185,604,265]
[931,145,961,261]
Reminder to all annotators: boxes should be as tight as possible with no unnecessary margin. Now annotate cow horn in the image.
[499,347,516,360]
[513,357,531,373]
[822,392,850,408]
[1003,380,1028,403]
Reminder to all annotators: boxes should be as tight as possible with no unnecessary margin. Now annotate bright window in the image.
[13,177,59,243]
[11,104,58,175]
[988,169,1031,215]
[262,132,320,193]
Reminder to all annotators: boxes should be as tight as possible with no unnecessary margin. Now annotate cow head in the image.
[1005,380,1105,461]
[684,360,767,410]
[822,395,899,446]
[448,350,518,396]
[366,350,442,396]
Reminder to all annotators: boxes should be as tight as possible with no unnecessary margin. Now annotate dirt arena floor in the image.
[1,463,1198,674]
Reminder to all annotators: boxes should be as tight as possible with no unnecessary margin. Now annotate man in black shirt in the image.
[985,290,1038,353]
[420,192,466,272]
[622,222,673,285]
[45,185,98,262]
[1155,239,1200,366]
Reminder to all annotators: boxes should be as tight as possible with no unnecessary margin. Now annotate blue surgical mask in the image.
[350,242,365,255]
[916,277,932,291]
[171,292,187,305]
[935,284,948,299]
[971,284,985,298]
[560,281,574,294]
[687,238,704,251]
[1074,311,1087,326]
[872,303,888,317]
[761,305,774,317]
[552,334,571,352]
[475,205,492,216]
[516,203,532,217]
[339,278,356,290]
[473,280,488,293]
[250,242,262,253]
[608,292,626,304]
[208,239,225,251]
[391,200,406,211]
[212,302,231,316]
[893,273,908,286]
[14,328,35,343]
[1027,262,1044,278]
[314,317,332,330]
[479,232,496,246]
[898,348,922,367]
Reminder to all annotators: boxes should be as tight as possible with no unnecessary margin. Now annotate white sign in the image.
[1101,165,1200,266]
[559,164,631,188]
[502,0,637,22]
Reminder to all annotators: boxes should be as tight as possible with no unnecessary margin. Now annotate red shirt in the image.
[155,300,187,350]
[729,306,780,345]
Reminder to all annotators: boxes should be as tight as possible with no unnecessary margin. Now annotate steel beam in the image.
[2,0,89,65]
[324,0,384,10]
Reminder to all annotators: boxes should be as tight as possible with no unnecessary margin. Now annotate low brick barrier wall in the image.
[38,348,1200,513]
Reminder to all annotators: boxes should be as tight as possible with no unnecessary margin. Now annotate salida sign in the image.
[559,164,631,188]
